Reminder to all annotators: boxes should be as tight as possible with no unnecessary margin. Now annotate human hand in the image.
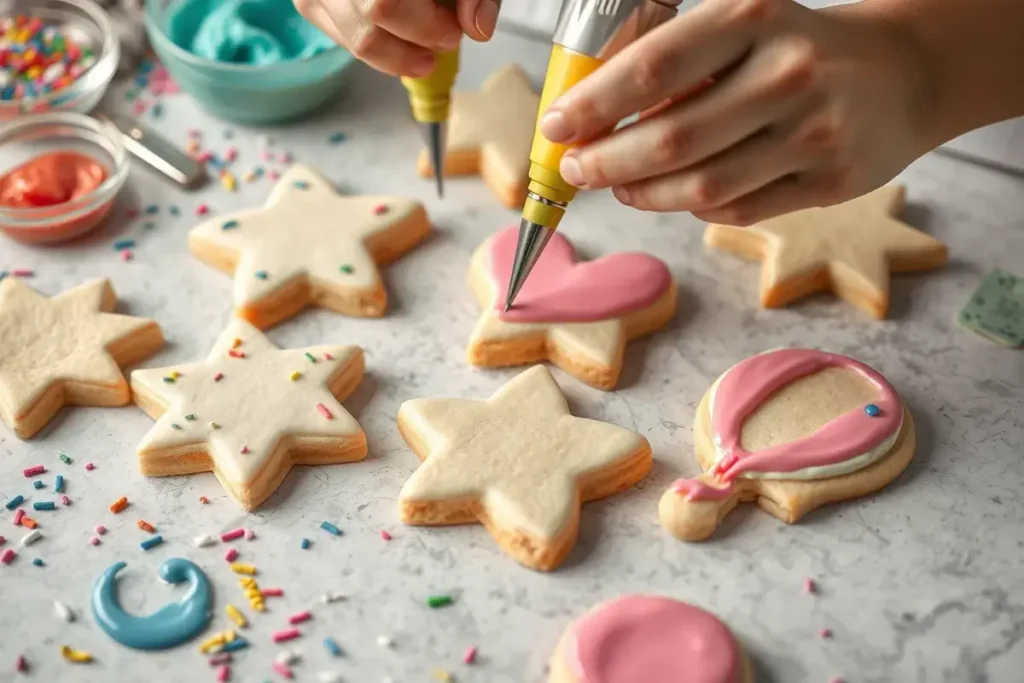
[539,0,930,225]
[294,0,500,77]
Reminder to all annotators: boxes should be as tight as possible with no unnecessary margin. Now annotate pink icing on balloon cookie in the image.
[567,595,740,683]
[488,226,672,323]
[673,349,903,501]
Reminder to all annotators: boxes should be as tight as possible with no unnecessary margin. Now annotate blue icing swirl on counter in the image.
[169,0,334,65]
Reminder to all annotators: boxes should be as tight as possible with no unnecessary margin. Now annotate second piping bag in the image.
[506,0,684,310]
[401,0,461,198]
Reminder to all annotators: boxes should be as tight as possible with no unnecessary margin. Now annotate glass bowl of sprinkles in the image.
[0,111,129,244]
[0,0,120,120]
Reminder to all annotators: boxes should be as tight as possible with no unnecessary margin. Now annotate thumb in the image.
[456,0,501,42]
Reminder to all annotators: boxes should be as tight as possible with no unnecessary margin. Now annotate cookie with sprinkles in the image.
[130,319,367,510]
[659,348,916,541]
[0,278,164,439]
[188,165,431,329]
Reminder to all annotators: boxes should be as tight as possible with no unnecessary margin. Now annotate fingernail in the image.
[474,0,499,39]
[438,30,461,51]
[540,111,573,143]
[613,186,633,206]
[560,155,586,188]
[408,54,436,77]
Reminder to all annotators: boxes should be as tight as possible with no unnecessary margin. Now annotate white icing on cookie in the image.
[189,165,425,310]
[708,352,902,481]
[0,278,161,434]
[131,319,364,497]
[398,365,648,539]
[468,237,624,366]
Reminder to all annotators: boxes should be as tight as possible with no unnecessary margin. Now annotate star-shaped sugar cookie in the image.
[131,320,367,510]
[467,227,677,390]
[397,365,652,571]
[189,165,431,329]
[417,64,540,209]
[0,278,164,439]
[705,185,948,318]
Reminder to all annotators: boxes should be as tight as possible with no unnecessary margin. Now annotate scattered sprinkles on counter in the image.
[22,465,45,477]
[94,525,107,535]
[54,474,64,492]
[32,480,44,489]
[427,594,455,609]
[32,501,55,511]
[230,562,257,575]
[380,529,393,541]
[272,628,301,643]
[288,610,312,625]
[15,655,27,671]
[20,529,41,546]
[803,578,817,594]
[5,494,24,510]
[323,637,343,657]
[137,520,156,533]
[464,645,478,664]
[59,453,72,465]
[820,628,833,639]
[13,508,26,524]
[109,496,128,513]
[221,528,245,542]
[60,645,93,663]
[140,535,164,551]
[300,537,310,550]
[32,557,45,567]
[53,601,74,622]
[224,547,239,562]
[1,548,15,564]
[319,520,342,536]
[84,462,95,471]
[60,495,71,506]
[226,604,248,628]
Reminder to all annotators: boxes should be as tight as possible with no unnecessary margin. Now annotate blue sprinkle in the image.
[54,475,65,493]
[320,521,342,536]
[32,558,45,567]
[255,271,268,280]
[169,205,180,216]
[145,204,159,215]
[33,480,45,489]
[5,495,24,510]
[323,637,343,657]
[113,239,136,251]
[134,74,149,87]
[140,535,164,551]
[865,404,881,417]
[33,501,56,511]
[328,132,347,145]
[293,181,310,190]
[222,220,240,230]
[0,271,7,282]
[138,61,154,74]
[300,538,310,550]
[151,103,163,118]
[221,637,249,652]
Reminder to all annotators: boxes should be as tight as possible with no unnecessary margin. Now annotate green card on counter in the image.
[957,268,1024,347]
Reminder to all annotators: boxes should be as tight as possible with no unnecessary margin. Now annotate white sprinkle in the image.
[376,635,393,648]
[321,591,346,604]
[54,601,75,622]
[317,673,343,683]
[276,650,301,665]
[193,534,217,548]
[20,530,42,547]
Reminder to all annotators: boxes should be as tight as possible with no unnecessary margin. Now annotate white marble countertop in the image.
[1,27,1023,683]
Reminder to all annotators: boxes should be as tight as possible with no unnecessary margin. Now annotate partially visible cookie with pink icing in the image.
[467,226,677,390]
[549,595,752,683]
[659,348,916,541]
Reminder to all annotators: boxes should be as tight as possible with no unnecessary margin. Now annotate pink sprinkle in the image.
[221,528,244,542]
[820,628,833,639]
[272,628,300,643]
[1,548,15,565]
[463,646,477,664]
[271,661,293,679]
[209,653,232,666]
[288,610,311,625]
[22,465,45,477]
[226,147,238,162]
[85,462,95,471]
[803,578,817,594]
[89,536,100,546]
[268,170,280,181]
[15,655,26,671]
[198,151,214,164]
[0,536,5,546]
[372,204,389,215]
[121,249,133,262]
[261,588,283,597]
[60,496,71,506]
[199,496,210,505]
[216,664,230,682]
[316,403,333,420]
[213,372,224,382]
[13,509,25,526]
[224,548,239,562]
[133,100,147,116]
[95,525,107,535]
[244,529,255,540]
[261,150,273,162]
[323,353,333,361]
[228,350,245,359]
[280,152,292,164]
[380,530,392,541]
[196,204,210,216]
[240,445,249,454]
[11,269,33,278]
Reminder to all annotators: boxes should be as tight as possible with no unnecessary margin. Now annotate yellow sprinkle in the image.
[433,669,453,682]
[224,630,237,643]
[221,172,237,192]
[61,645,93,663]
[199,632,228,653]
[244,172,256,183]
[226,604,248,628]
[170,371,181,379]
[289,371,301,381]
[230,562,257,575]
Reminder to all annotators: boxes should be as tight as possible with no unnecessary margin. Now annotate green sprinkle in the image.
[171,423,182,430]
[305,352,316,363]
[162,376,176,384]
[427,595,454,609]
[293,181,310,190]
[59,453,72,465]
[339,264,354,274]
[255,270,269,280]
[209,421,220,430]
[185,414,197,421]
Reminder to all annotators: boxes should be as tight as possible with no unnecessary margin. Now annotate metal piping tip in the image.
[505,219,555,311]
[420,121,448,198]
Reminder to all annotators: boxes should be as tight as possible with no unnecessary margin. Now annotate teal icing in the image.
[91,558,213,650]
[168,0,333,65]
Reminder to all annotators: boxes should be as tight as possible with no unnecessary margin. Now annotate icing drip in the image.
[488,226,672,323]
[675,349,902,500]
[568,595,740,683]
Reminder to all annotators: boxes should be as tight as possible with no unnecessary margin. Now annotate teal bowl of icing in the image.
[144,0,356,125]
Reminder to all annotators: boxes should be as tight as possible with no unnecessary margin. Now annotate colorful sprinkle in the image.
[338,264,354,274]
[95,525,107,535]
[228,349,245,359]
[372,204,389,215]
[820,628,834,639]
[15,655,26,671]
[463,645,477,664]
[199,496,210,504]
[276,650,301,665]
[226,604,248,628]
[216,664,230,682]
[272,661,293,679]
[305,352,317,364]
[140,535,164,551]
[289,371,302,381]
[214,372,224,381]
[225,548,239,562]
[803,578,817,594]
[262,588,283,597]
[319,520,341,536]
[60,496,71,506]
[5,495,24,511]
[32,480,44,489]
[85,462,95,471]
[162,375,176,384]
[376,635,393,648]
[171,423,182,430]
[137,520,156,533]
[13,509,25,525]
[240,445,250,455]
[292,180,309,190]
[323,637,343,657]
[222,637,249,653]
[59,453,72,465]
[32,501,55,511]
[19,530,41,547]
[272,628,301,643]
[209,421,221,430]
[32,557,45,567]
[196,204,210,216]
[221,529,245,542]
[21,516,37,529]
[194,534,217,548]
[288,610,311,625]
[54,475,65,493]
[865,403,881,417]
[1,548,15,564]
[316,403,333,420]
[185,413,197,421]
[22,465,45,477]
[120,249,134,262]
[255,270,268,280]
[221,172,238,192]
[60,646,92,663]
[89,536,100,546]
[110,497,128,513]
[321,591,345,603]
[209,653,232,666]
[11,269,33,278]
[380,530,392,541]
[323,353,333,361]
[300,538,310,550]
[427,594,454,609]
[328,132,347,145]
[113,239,136,250]
[230,562,257,575]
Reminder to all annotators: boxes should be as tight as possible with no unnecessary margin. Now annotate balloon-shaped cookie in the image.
[660,349,915,541]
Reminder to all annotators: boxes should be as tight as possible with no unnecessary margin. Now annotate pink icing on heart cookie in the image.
[567,595,741,683]
[488,226,672,323]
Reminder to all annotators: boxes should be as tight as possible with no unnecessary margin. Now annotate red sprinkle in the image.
[240,445,250,455]
[372,204,388,215]
[22,465,45,477]
[221,528,245,542]
[224,548,239,562]
[803,578,817,594]
[244,529,255,540]
[1,548,15,565]
[228,349,245,359]
[199,496,210,505]
[213,372,224,382]
[196,204,210,216]
[316,403,333,420]
[85,462,95,471]
[95,525,107,535]
[11,269,33,278]
[820,628,833,639]
[261,588,283,597]
[463,646,477,664]
[272,628,300,643]
[15,655,27,671]
[380,530,392,541]
[0,536,4,546]
[288,610,311,625]
[323,353,333,361]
